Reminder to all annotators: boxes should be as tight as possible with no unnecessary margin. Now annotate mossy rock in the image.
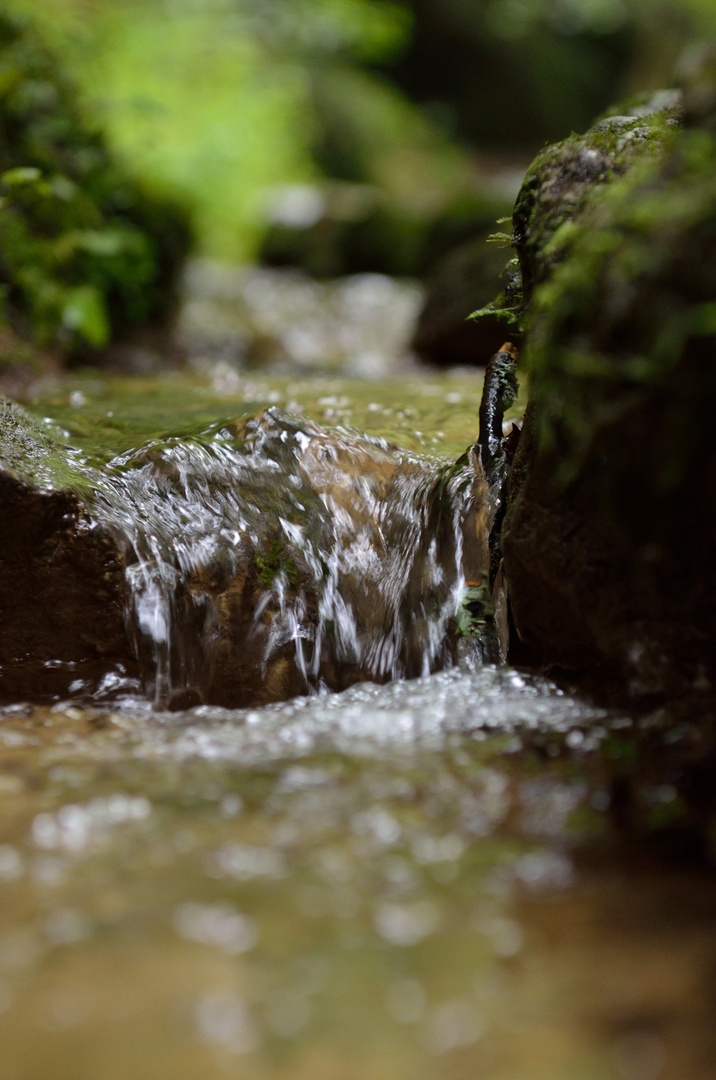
[502,74,716,702]
[513,100,680,302]
[475,91,682,336]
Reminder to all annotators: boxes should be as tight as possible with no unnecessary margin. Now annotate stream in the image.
[1,265,715,1080]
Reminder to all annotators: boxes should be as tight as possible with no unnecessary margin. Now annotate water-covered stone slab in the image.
[0,398,498,708]
[0,399,135,701]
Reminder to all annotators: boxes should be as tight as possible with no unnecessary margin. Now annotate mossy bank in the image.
[496,61,716,709]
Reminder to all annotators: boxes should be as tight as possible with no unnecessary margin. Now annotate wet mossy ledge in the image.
[0,11,190,388]
[0,397,493,708]
[496,61,716,708]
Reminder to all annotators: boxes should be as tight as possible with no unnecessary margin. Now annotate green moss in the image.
[472,100,681,340]
[253,539,301,589]
[468,254,524,329]
[513,107,679,301]
[0,396,94,494]
[523,120,716,495]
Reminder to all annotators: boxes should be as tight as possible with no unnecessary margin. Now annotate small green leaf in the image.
[74,229,132,257]
[2,166,42,186]
[62,285,110,348]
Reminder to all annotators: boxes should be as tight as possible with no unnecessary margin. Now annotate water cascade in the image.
[91,407,494,709]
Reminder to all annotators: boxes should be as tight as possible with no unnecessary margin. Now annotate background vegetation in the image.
[8,0,716,262]
[2,0,716,360]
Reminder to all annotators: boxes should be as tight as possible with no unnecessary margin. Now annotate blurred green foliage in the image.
[7,0,420,261]
[6,0,716,281]
[0,9,190,357]
[393,0,716,153]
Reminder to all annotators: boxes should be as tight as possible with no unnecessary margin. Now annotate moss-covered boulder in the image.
[502,73,716,703]
[512,89,682,305]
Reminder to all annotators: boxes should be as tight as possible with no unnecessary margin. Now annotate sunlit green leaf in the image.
[61,284,110,347]
[1,165,42,186]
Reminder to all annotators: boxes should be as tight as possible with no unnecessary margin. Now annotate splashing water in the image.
[90,407,490,708]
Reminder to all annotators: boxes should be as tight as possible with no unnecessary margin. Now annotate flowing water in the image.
[1,266,715,1080]
[90,406,484,708]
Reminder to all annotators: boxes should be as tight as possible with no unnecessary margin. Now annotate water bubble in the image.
[423,999,485,1054]
[194,991,258,1053]
[277,766,332,792]
[481,915,524,958]
[207,844,286,881]
[374,900,440,947]
[173,903,258,954]
[352,807,401,848]
[220,794,243,817]
[513,849,574,891]
[411,834,464,865]
[31,795,151,853]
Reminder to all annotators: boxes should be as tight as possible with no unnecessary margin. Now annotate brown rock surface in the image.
[0,471,136,701]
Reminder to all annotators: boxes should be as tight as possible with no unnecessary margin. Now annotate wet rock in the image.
[513,91,682,308]
[501,79,716,702]
[412,234,518,366]
[469,93,682,339]
[0,399,495,708]
[0,400,136,701]
[99,408,495,709]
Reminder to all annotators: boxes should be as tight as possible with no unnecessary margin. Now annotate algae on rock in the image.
[473,91,682,336]
[499,68,716,703]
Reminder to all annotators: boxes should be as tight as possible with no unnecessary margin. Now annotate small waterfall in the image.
[91,407,490,708]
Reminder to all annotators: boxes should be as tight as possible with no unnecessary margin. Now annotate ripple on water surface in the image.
[0,659,715,1080]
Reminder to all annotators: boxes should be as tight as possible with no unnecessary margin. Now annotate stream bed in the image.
[1,266,715,1080]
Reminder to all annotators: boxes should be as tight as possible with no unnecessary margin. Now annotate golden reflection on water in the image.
[0,699,714,1080]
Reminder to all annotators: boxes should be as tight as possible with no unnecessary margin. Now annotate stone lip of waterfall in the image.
[89,406,489,710]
